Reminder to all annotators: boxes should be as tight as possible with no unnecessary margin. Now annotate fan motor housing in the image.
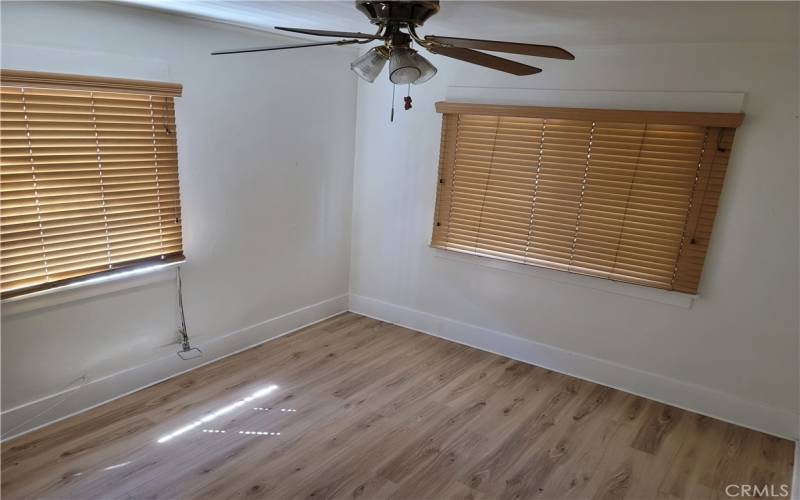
[356,0,440,27]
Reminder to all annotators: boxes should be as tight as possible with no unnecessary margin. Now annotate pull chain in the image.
[390,84,396,122]
[404,83,413,110]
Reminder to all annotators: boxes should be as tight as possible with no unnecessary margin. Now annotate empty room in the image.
[0,1,797,499]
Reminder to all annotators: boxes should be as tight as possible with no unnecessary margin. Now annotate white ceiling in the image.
[118,1,797,46]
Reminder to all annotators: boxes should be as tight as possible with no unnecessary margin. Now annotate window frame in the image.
[430,101,744,295]
[0,69,185,300]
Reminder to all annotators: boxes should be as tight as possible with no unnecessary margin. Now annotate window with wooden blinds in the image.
[0,70,184,299]
[431,102,744,294]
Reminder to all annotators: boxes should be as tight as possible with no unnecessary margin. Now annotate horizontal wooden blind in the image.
[432,102,743,294]
[1,70,184,299]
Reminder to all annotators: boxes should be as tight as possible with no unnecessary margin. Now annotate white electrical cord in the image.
[2,267,200,440]
[177,266,188,338]
[1,375,88,440]
[176,266,202,360]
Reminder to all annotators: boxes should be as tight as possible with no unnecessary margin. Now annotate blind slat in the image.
[0,75,184,299]
[431,105,739,294]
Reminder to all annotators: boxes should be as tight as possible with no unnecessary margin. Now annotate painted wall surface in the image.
[0,2,357,411]
[349,9,799,421]
[1,1,797,439]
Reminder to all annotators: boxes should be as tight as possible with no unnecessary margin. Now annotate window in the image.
[0,70,184,299]
[431,102,743,294]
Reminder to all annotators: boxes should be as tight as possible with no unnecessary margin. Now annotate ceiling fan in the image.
[211,0,574,86]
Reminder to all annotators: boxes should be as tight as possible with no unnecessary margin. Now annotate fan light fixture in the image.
[409,51,437,84]
[350,47,389,83]
[351,47,437,85]
[388,48,421,84]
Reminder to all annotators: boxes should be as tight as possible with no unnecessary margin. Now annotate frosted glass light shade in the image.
[410,52,437,85]
[350,48,388,82]
[389,48,422,84]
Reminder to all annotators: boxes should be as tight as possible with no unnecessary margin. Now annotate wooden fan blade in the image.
[427,46,541,76]
[211,40,358,55]
[275,26,383,39]
[426,36,574,60]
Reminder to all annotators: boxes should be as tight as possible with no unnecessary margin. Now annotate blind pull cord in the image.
[176,266,202,361]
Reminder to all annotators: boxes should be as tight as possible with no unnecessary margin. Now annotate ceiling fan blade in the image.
[275,26,383,40]
[426,36,574,60]
[211,40,358,55]
[427,46,541,76]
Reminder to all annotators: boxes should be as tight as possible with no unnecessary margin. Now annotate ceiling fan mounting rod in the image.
[356,0,441,28]
[382,26,413,50]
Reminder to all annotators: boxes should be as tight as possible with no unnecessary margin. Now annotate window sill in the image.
[1,261,184,317]
[432,248,696,309]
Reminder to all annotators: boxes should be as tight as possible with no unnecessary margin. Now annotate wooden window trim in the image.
[434,102,743,128]
[432,102,744,294]
[1,69,182,97]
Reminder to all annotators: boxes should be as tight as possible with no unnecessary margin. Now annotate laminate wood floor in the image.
[2,313,794,499]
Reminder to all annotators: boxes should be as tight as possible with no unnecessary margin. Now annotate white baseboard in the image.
[4,292,795,444]
[1,294,349,442]
[349,293,798,440]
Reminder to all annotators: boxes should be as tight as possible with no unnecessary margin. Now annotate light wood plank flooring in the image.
[2,313,794,499]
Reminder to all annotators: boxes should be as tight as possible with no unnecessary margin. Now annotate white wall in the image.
[0,1,357,430]
[349,7,799,436]
[1,1,797,441]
